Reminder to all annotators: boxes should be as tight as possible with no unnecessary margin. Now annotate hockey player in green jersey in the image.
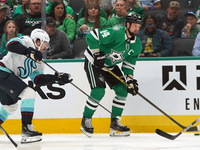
[81,13,142,137]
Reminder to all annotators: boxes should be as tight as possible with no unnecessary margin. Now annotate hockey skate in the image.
[80,116,94,138]
[21,124,42,144]
[109,118,130,137]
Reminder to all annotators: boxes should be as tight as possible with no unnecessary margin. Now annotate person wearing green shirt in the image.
[108,0,127,27]
[46,0,75,21]
[12,0,30,20]
[0,20,23,58]
[181,11,200,38]
[110,0,143,19]
[80,13,142,138]
[77,0,107,21]
[76,2,109,38]
[49,1,76,43]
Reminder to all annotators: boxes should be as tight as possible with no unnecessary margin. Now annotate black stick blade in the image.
[156,129,175,140]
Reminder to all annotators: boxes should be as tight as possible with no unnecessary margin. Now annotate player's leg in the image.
[81,59,106,137]
[0,70,41,143]
[105,66,130,136]
[0,91,18,125]
[19,87,42,143]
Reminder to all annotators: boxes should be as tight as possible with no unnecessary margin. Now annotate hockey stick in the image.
[156,117,200,140]
[41,60,121,120]
[103,67,199,132]
[0,126,41,150]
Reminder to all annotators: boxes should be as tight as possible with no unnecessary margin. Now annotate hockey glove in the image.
[93,51,105,68]
[126,79,139,96]
[26,47,43,63]
[55,72,73,85]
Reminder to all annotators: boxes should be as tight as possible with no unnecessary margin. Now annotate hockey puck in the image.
[194,133,200,136]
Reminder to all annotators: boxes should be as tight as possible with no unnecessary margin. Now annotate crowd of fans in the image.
[0,0,200,59]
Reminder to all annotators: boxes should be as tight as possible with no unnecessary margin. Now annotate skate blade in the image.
[21,135,42,144]
[109,129,130,137]
[80,127,92,138]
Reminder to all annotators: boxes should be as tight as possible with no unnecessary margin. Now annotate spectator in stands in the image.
[110,0,143,19]
[196,6,200,24]
[46,0,75,21]
[48,1,76,43]
[76,2,109,38]
[6,0,16,10]
[0,3,11,41]
[108,0,126,27]
[181,11,200,38]
[15,0,42,35]
[12,0,30,20]
[137,14,172,57]
[192,32,200,56]
[46,17,72,59]
[156,1,184,40]
[139,0,162,10]
[0,20,23,58]
[78,0,107,20]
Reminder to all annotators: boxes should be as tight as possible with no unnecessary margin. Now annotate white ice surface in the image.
[0,133,200,150]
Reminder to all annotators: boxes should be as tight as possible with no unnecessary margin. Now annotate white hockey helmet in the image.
[30,29,50,50]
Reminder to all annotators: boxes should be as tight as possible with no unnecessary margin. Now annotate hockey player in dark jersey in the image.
[0,29,72,143]
[81,13,142,137]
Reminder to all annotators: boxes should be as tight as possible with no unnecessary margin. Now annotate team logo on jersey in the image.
[106,49,124,64]
[112,26,120,31]
[18,58,37,79]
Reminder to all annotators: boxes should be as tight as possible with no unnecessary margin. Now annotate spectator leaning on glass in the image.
[181,11,200,38]
[76,2,109,38]
[192,32,200,56]
[48,1,76,43]
[137,14,172,57]
[46,17,72,59]
[156,1,184,40]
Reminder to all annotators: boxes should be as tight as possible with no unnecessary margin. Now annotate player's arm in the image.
[85,29,105,68]
[6,37,43,62]
[30,70,72,86]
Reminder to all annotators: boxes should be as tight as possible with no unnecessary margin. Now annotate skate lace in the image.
[116,120,126,128]
[85,118,93,128]
[27,124,36,131]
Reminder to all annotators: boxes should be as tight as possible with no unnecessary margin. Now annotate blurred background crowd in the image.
[0,0,200,59]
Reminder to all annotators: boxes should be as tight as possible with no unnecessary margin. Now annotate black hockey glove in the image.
[26,47,43,63]
[126,79,139,96]
[93,51,105,68]
[55,72,73,85]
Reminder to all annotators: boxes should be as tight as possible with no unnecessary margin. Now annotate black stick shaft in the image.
[42,60,120,119]
[0,126,18,148]
[103,67,188,129]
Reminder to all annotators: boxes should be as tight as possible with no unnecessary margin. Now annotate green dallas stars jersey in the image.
[84,26,142,76]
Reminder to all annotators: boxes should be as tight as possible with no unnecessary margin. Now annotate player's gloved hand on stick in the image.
[93,51,105,68]
[126,79,139,96]
[26,47,43,63]
[55,72,73,85]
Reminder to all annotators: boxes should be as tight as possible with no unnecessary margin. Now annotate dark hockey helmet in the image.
[125,13,142,25]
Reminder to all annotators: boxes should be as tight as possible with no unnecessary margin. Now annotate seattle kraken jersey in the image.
[0,36,44,81]
[84,26,142,75]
